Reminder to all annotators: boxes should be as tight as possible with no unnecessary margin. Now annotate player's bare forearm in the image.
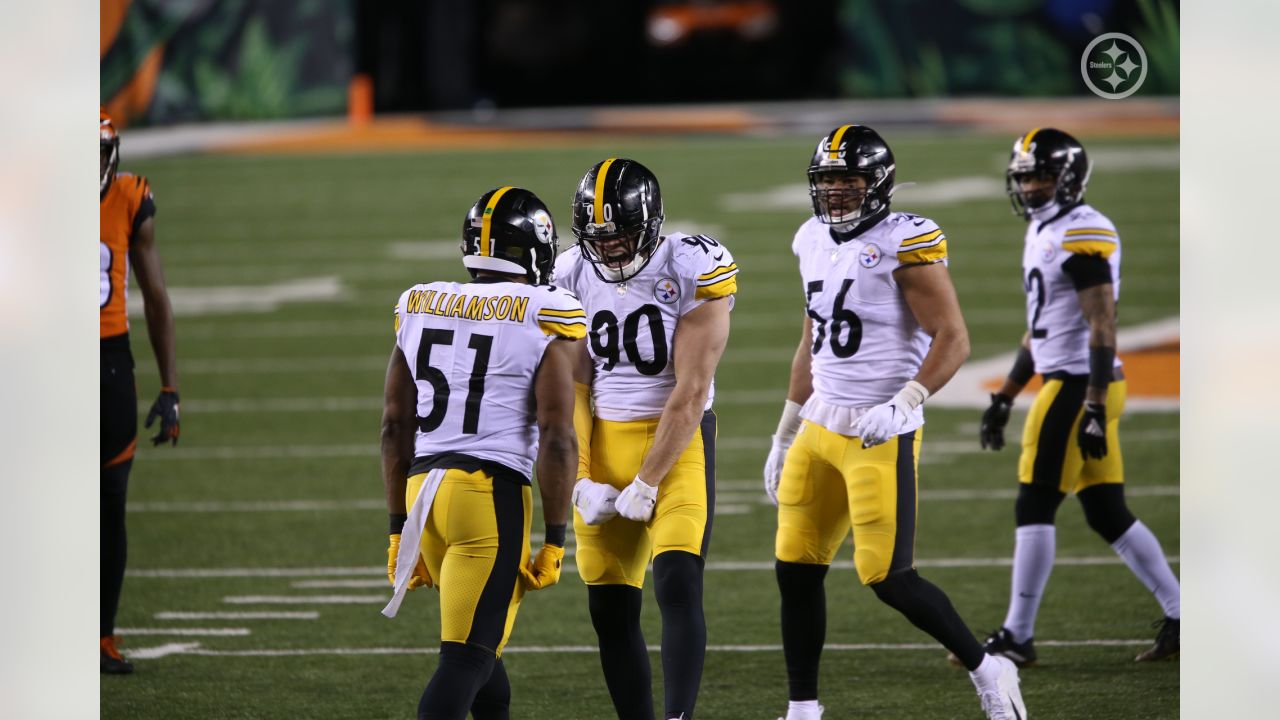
[897,262,971,394]
[381,346,416,515]
[637,298,730,486]
[129,218,179,388]
[787,315,815,404]
[1078,283,1117,404]
[535,340,580,526]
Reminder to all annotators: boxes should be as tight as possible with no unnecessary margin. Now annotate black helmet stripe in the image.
[479,186,515,258]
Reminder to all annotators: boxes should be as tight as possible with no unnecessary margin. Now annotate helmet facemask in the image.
[100,136,119,199]
[808,167,889,228]
[576,217,661,283]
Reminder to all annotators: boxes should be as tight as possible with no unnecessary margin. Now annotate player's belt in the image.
[1041,368,1125,382]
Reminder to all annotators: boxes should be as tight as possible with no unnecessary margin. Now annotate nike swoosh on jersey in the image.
[713,252,724,261]
[912,218,926,226]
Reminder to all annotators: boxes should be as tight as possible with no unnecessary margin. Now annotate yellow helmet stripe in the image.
[480,186,514,257]
[1021,127,1042,154]
[829,125,854,160]
[593,158,617,225]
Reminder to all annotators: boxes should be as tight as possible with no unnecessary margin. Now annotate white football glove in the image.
[763,435,792,507]
[851,381,930,448]
[572,478,619,525]
[764,399,803,506]
[614,477,658,522]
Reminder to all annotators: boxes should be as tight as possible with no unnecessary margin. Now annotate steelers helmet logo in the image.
[859,243,883,268]
[654,277,681,304]
[531,210,554,244]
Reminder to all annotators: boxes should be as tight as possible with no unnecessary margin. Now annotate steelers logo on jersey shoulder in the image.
[859,243,883,268]
[654,277,681,304]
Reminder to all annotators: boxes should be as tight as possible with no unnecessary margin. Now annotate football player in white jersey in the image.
[762,125,1027,720]
[557,158,735,720]
[971,128,1181,666]
[380,187,584,720]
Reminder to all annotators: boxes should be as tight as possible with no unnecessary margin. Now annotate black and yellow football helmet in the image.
[1006,127,1091,218]
[571,158,664,283]
[808,124,895,228]
[461,187,558,284]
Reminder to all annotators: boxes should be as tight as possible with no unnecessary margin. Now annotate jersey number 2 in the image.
[416,329,493,434]
[1025,268,1048,339]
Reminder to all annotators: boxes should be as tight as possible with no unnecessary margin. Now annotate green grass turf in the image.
[104,130,1179,719]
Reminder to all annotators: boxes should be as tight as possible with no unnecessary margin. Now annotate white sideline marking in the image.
[127,277,346,318]
[128,642,202,659]
[133,554,1177,581]
[224,595,386,605]
[154,611,319,620]
[143,397,383,414]
[721,177,1006,213]
[128,638,1152,660]
[118,627,251,636]
[388,241,474,261]
[293,580,391,590]
[130,499,384,513]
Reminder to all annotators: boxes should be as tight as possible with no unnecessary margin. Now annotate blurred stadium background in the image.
[101,1,1179,718]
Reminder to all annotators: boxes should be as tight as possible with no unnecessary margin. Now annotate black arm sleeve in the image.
[1088,346,1116,392]
[1061,253,1112,291]
[1008,345,1035,386]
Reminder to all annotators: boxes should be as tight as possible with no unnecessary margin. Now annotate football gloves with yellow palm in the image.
[386,533,432,590]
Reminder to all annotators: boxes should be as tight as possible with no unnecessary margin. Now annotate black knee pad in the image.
[588,584,643,635]
[776,560,828,594]
[101,460,132,498]
[1077,484,1136,544]
[1014,483,1066,526]
[869,568,924,609]
[653,551,703,609]
[470,659,511,720]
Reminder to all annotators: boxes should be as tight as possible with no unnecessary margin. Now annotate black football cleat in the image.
[980,627,1037,667]
[101,636,134,675]
[1135,617,1179,662]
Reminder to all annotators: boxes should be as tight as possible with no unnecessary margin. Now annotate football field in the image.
[106,130,1179,719]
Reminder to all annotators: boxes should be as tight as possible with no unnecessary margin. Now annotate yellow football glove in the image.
[519,544,565,591]
[387,534,432,590]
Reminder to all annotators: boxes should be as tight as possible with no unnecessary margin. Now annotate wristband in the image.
[389,513,407,535]
[544,523,567,547]
[893,380,930,412]
[1088,346,1116,393]
[774,399,803,444]
[1008,346,1035,387]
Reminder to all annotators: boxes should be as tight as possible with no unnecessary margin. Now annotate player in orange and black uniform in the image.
[100,107,181,674]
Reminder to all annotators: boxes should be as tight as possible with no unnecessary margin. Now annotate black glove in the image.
[145,390,181,446]
[979,393,1013,450]
[1078,401,1107,460]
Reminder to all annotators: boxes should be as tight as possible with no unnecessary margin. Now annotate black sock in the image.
[101,461,131,638]
[870,569,984,671]
[776,560,828,701]
[653,551,706,719]
[470,658,511,720]
[588,584,654,720]
[418,642,495,720]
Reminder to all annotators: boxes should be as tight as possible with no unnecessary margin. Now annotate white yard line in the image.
[131,554,1177,582]
[130,499,384,513]
[223,595,387,605]
[118,627,251,636]
[126,637,1153,660]
[154,611,319,620]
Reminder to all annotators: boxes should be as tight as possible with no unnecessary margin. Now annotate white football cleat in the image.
[974,655,1027,719]
[776,701,824,720]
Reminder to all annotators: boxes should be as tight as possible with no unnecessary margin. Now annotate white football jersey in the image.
[554,232,738,422]
[792,212,949,433]
[1021,203,1122,375]
[393,278,586,479]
